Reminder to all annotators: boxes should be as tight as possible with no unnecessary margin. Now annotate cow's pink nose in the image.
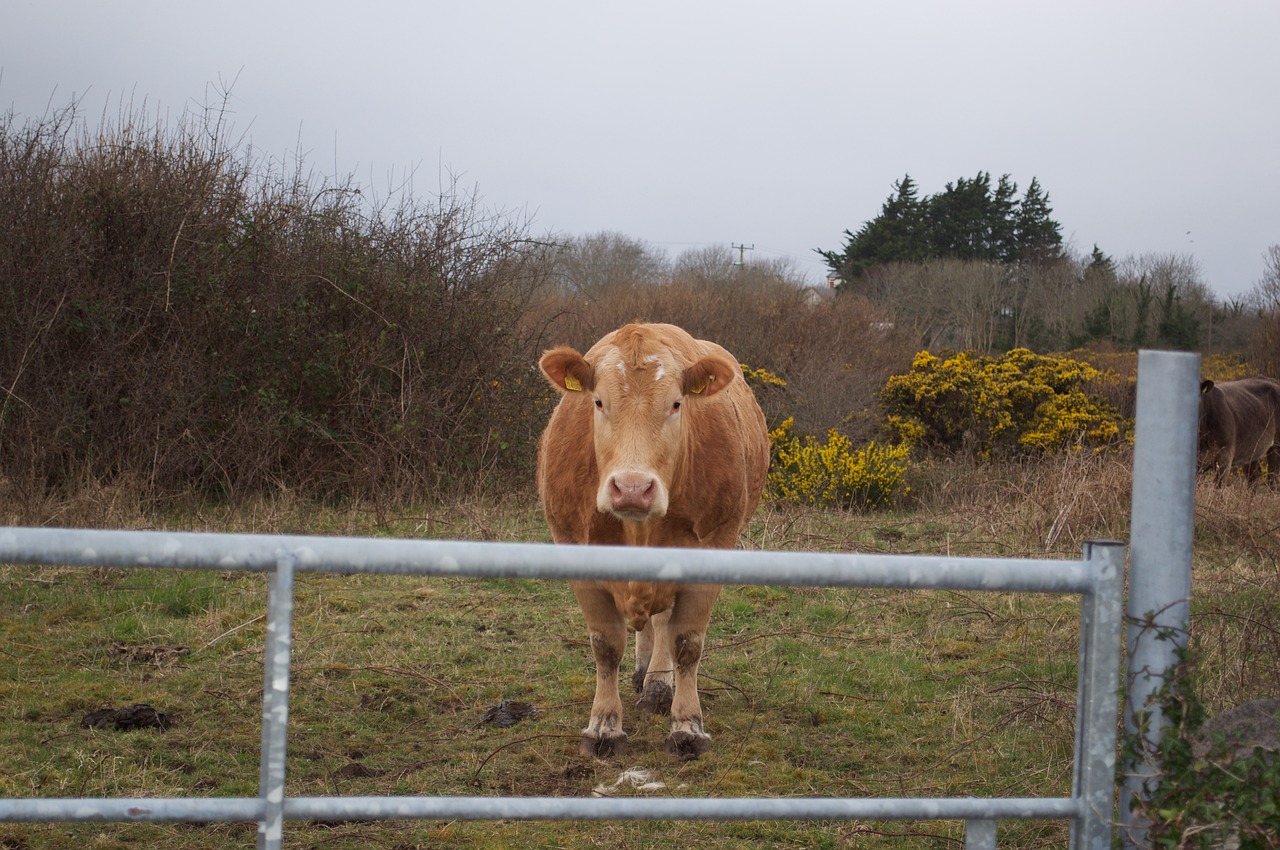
[608,473,657,515]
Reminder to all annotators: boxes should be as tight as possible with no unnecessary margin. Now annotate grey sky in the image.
[4,1,1277,298]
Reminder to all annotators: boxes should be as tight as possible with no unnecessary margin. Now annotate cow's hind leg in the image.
[636,609,674,714]
[572,583,629,757]
[632,616,654,693]
[663,584,720,759]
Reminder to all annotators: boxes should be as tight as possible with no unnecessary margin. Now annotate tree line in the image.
[3,99,1279,507]
[816,173,1276,362]
[0,101,912,504]
[818,172,1064,280]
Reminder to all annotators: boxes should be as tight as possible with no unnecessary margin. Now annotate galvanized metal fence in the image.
[0,351,1201,849]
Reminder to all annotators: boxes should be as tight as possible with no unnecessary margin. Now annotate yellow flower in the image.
[768,424,910,511]
[880,348,1123,458]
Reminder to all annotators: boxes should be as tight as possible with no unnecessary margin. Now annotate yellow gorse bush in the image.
[767,418,910,510]
[880,348,1124,457]
[740,362,787,388]
[1019,389,1121,451]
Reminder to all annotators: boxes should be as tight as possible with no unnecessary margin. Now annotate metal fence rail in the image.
[0,349,1201,850]
[0,528,1123,850]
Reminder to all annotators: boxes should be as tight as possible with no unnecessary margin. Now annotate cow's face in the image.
[540,340,738,522]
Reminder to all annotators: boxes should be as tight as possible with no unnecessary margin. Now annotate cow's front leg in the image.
[571,582,628,757]
[664,584,720,759]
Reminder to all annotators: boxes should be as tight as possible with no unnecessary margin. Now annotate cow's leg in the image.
[663,584,720,759]
[636,609,674,714]
[632,614,658,694]
[1245,460,1264,486]
[1214,452,1231,487]
[571,582,628,758]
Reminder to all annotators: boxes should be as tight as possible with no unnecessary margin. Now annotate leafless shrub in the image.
[531,272,917,440]
[0,97,553,506]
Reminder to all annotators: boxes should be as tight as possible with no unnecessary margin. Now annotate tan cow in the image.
[1198,377,1280,486]
[537,323,769,758]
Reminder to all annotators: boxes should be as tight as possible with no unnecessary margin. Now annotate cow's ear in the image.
[540,346,595,394]
[1201,379,1215,394]
[683,354,738,398]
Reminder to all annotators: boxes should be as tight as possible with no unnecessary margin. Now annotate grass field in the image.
[1,456,1278,849]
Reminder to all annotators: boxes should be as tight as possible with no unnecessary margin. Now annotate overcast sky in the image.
[4,1,1277,299]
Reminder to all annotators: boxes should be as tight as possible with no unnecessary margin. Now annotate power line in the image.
[731,242,754,266]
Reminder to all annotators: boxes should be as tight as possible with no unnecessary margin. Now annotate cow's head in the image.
[1198,379,1224,460]
[540,328,739,522]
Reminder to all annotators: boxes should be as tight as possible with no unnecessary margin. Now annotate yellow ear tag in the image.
[564,376,582,392]
[689,375,715,395]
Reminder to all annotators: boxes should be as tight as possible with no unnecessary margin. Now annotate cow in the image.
[536,323,770,759]
[1198,377,1280,486]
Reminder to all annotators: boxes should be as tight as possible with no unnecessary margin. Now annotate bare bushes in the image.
[532,272,918,440]
[0,102,551,504]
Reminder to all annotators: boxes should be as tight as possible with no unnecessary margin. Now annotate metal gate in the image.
[0,351,1200,849]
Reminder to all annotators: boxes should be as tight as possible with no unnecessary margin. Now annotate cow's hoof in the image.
[580,732,628,758]
[665,730,712,760]
[636,681,673,716]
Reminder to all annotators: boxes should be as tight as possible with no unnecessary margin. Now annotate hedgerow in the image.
[0,100,552,501]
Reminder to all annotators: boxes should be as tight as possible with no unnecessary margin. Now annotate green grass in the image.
[2,473,1278,849]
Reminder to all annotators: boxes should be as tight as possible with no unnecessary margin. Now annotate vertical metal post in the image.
[257,554,296,850]
[965,818,996,849]
[1072,539,1125,848]
[1121,351,1199,847]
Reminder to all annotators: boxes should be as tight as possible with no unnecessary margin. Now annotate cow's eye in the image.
[671,401,681,412]
[594,399,603,409]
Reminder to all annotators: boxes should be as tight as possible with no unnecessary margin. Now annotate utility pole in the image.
[732,243,754,266]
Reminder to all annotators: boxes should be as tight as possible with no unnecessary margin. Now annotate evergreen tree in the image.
[1156,281,1201,349]
[991,174,1020,263]
[817,175,927,281]
[1080,295,1117,346]
[1075,244,1121,346]
[1086,244,1116,277]
[819,172,1064,283]
[927,172,994,260]
[1131,278,1154,348]
[1012,178,1063,264]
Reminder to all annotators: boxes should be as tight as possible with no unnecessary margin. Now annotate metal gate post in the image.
[257,554,296,850]
[965,818,996,849]
[1072,539,1126,848]
[1121,350,1199,848]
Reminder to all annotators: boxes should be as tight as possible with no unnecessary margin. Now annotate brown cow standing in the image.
[537,323,769,758]
[1198,377,1280,486]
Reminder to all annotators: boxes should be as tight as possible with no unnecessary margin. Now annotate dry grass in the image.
[1185,481,1280,709]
